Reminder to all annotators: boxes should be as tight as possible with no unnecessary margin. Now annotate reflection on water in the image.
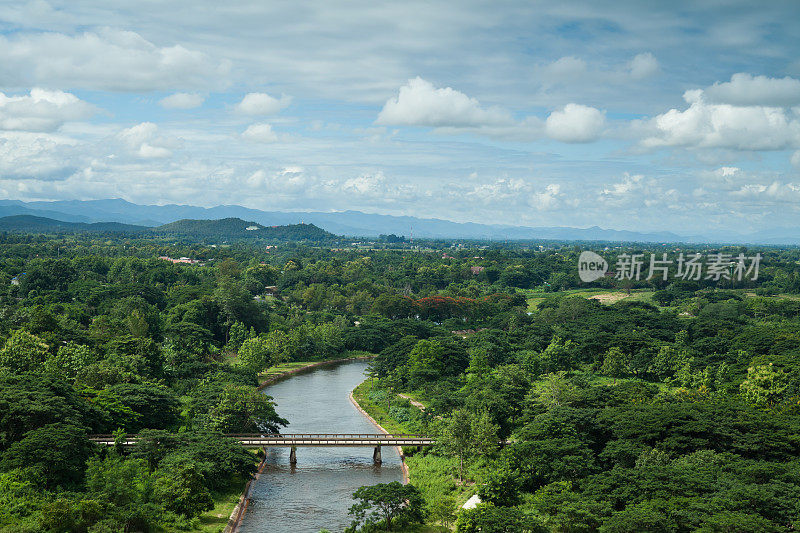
[237,361,402,533]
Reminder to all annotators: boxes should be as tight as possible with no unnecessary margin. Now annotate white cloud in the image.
[730,181,800,200]
[159,92,204,109]
[376,77,513,127]
[342,173,388,197]
[642,89,800,150]
[541,56,588,83]
[242,123,278,143]
[0,28,229,91]
[628,53,660,79]
[0,131,80,180]
[467,178,529,204]
[705,73,800,107]
[792,151,800,168]
[0,89,95,132]
[464,178,562,210]
[118,122,175,158]
[235,93,292,115]
[137,143,172,158]
[545,103,605,142]
[595,172,684,211]
[531,183,562,209]
[601,173,644,197]
[246,167,309,191]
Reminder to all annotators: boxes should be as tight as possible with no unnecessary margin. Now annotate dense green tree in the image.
[0,374,103,449]
[439,409,474,482]
[456,504,543,533]
[203,385,287,433]
[226,320,248,352]
[348,482,424,531]
[98,383,180,431]
[600,347,629,378]
[1,424,92,489]
[740,363,787,409]
[479,467,522,506]
[0,330,50,373]
[44,342,95,381]
[237,336,272,371]
[153,458,213,518]
[85,454,160,532]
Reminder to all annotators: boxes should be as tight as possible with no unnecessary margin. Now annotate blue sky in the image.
[0,0,799,234]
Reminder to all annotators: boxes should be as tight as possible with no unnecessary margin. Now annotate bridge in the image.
[89,433,436,464]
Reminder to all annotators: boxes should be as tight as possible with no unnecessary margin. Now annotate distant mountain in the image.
[0,215,146,234]
[0,214,338,241]
[154,218,335,240]
[0,201,94,223]
[0,198,796,244]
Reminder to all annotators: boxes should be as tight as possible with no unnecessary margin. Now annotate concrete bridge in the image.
[88,433,436,464]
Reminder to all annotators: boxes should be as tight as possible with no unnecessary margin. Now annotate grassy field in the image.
[259,361,318,381]
[352,379,413,435]
[246,350,376,385]
[523,287,656,311]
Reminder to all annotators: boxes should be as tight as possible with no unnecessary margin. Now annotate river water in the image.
[237,361,403,533]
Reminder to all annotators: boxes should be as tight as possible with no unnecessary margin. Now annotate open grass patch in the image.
[525,288,656,310]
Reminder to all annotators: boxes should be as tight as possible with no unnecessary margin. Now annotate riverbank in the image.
[221,456,267,533]
[349,387,410,484]
[351,380,477,529]
[257,352,375,389]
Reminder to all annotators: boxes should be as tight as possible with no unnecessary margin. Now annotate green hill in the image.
[152,217,336,241]
[0,215,337,241]
[0,215,146,234]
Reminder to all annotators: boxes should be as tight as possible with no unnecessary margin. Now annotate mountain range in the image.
[0,214,335,241]
[0,199,796,244]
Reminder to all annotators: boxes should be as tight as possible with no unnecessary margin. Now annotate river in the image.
[237,360,403,533]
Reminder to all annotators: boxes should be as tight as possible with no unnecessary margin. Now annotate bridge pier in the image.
[373,445,382,464]
[289,446,297,464]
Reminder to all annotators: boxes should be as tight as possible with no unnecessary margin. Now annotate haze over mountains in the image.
[0,199,795,244]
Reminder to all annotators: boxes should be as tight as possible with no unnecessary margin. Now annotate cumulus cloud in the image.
[532,183,562,209]
[0,131,80,180]
[642,89,800,150]
[545,103,606,142]
[159,92,204,109]
[235,93,292,115]
[0,89,95,132]
[596,173,682,210]
[730,181,800,200]
[0,28,230,91]
[376,77,513,127]
[601,173,644,197]
[341,173,389,198]
[118,122,175,158]
[246,167,308,192]
[464,178,563,210]
[705,73,800,107]
[540,56,588,83]
[628,53,660,79]
[242,123,278,143]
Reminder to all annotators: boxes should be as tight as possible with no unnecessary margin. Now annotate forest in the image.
[0,230,799,532]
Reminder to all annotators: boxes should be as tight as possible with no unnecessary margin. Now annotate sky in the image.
[1,0,799,234]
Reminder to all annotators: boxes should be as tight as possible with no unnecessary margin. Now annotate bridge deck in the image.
[88,433,436,447]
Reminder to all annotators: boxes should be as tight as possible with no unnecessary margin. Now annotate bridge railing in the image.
[88,433,434,440]
[223,433,430,439]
